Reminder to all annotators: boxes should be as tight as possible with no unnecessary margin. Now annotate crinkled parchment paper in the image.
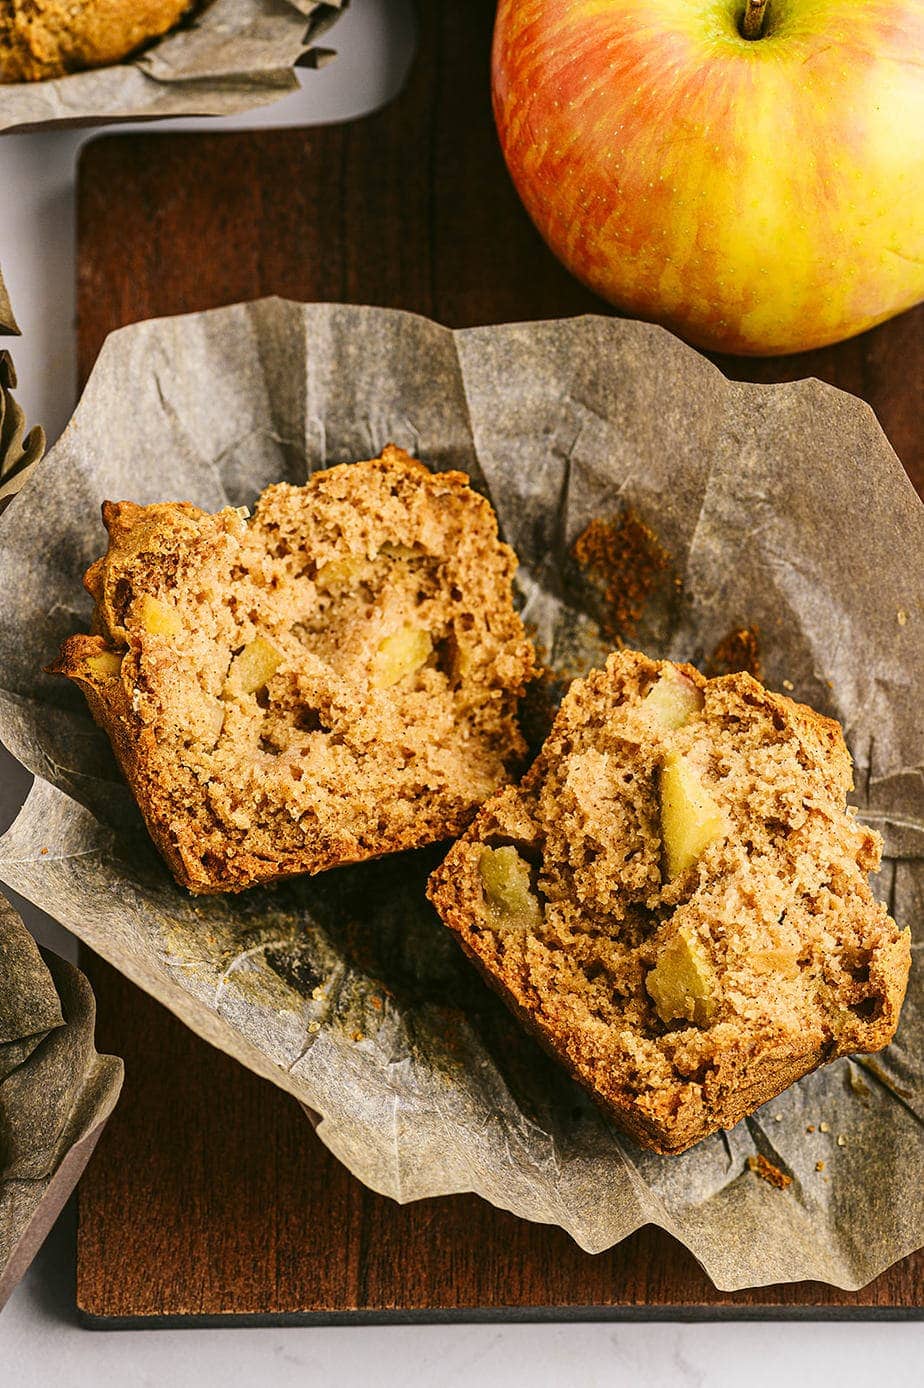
[0,1,347,134]
[0,893,122,1309]
[0,267,17,335]
[0,301,920,1292]
[0,352,44,513]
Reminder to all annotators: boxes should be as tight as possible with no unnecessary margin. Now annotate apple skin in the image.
[492,0,924,355]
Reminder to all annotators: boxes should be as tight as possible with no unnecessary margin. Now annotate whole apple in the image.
[493,0,924,355]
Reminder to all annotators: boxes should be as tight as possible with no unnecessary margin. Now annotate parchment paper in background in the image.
[0,266,17,335]
[0,1,347,134]
[0,894,123,1310]
[0,302,920,1292]
[0,353,44,514]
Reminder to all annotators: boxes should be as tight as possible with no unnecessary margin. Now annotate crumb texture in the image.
[0,0,193,83]
[52,447,535,893]
[428,650,910,1154]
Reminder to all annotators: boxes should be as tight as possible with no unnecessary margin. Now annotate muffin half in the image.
[427,650,910,1153]
[51,447,535,893]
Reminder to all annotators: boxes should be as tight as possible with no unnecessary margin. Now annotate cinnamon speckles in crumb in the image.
[427,648,910,1155]
[747,1154,792,1190]
[50,447,535,894]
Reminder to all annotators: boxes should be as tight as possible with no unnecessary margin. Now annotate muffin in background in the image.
[0,0,196,83]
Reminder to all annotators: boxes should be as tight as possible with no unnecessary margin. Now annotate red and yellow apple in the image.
[492,0,924,355]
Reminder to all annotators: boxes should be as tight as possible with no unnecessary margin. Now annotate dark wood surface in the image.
[75,0,922,1323]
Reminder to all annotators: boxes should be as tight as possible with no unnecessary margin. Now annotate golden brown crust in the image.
[0,0,194,84]
[50,447,535,894]
[427,649,910,1155]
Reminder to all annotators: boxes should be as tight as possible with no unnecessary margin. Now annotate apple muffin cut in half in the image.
[427,650,910,1154]
[51,447,535,894]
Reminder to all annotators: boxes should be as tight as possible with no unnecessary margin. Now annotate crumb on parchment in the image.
[706,625,762,680]
[570,511,674,641]
[747,1154,792,1190]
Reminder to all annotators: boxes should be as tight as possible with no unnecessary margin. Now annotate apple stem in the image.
[741,0,770,39]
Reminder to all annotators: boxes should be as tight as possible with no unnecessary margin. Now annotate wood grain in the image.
[75,0,922,1322]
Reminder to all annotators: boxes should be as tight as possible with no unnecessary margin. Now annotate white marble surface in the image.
[0,0,920,1376]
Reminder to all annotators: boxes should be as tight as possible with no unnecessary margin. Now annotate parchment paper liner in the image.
[0,893,123,1310]
[0,267,17,335]
[0,300,919,1293]
[0,352,44,513]
[0,1,347,134]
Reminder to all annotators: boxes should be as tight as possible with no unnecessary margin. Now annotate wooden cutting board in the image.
[74,0,923,1323]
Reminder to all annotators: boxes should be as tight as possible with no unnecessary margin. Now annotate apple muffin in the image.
[51,447,535,894]
[427,650,910,1154]
[0,1,194,83]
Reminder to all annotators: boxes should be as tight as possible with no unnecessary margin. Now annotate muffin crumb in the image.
[571,511,674,641]
[747,1154,792,1190]
[428,649,910,1154]
[51,447,535,893]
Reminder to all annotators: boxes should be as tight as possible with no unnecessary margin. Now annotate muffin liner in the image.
[0,267,17,335]
[0,893,123,1310]
[0,1,347,134]
[0,352,44,514]
[0,300,920,1292]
